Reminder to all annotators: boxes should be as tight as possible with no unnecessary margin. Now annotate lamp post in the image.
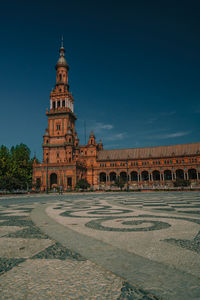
[46,157,49,194]
[126,160,129,192]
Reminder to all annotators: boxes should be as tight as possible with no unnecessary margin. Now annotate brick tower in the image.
[33,39,87,191]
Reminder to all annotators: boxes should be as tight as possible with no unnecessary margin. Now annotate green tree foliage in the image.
[0,144,33,191]
[75,179,90,190]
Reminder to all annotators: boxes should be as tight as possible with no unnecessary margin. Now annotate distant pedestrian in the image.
[60,185,63,194]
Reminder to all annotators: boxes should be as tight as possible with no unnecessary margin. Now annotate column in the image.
[50,100,52,109]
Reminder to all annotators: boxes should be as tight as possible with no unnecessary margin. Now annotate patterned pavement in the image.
[0,192,200,299]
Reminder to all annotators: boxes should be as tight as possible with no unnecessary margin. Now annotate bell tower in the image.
[43,38,77,164]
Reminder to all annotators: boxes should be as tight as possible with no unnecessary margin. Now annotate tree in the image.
[75,179,90,190]
[0,144,33,191]
[115,177,126,191]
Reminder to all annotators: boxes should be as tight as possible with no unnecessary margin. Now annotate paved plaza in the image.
[0,192,200,299]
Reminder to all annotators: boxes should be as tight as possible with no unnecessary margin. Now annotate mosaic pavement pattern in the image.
[46,192,200,279]
[0,197,161,300]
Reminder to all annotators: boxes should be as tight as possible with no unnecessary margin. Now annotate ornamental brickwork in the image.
[33,42,200,191]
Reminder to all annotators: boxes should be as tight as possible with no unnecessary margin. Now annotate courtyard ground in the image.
[0,192,200,299]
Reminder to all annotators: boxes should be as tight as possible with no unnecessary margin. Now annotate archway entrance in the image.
[188,168,197,180]
[176,169,184,180]
[50,173,57,187]
[164,170,172,180]
[110,172,116,182]
[131,171,138,181]
[141,171,149,181]
[152,170,160,181]
[120,172,127,181]
[99,172,106,183]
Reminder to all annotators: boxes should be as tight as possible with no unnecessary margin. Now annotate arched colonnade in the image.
[99,168,199,183]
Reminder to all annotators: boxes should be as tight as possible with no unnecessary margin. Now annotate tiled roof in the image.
[97,142,200,161]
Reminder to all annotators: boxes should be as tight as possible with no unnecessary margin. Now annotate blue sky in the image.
[0,0,200,160]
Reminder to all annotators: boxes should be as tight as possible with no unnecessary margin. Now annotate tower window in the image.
[57,101,60,107]
[46,140,49,144]
[59,74,62,81]
[53,102,56,109]
[62,100,65,107]
[57,152,59,158]
[56,124,61,131]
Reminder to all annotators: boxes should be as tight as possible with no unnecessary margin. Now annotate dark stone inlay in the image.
[154,208,175,211]
[60,206,133,218]
[164,231,200,254]
[178,210,200,215]
[118,281,161,300]
[5,224,49,239]
[31,242,86,261]
[0,258,26,275]
[86,217,171,232]
[0,216,49,239]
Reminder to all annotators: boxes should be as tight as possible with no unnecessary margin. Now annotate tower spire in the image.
[61,35,64,48]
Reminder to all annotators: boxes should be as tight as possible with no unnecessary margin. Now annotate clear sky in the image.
[0,0,200,161]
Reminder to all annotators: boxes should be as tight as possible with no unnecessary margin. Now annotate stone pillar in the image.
[56,100,58,108]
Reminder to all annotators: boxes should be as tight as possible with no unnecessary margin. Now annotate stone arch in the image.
[152,170,160,181]
[131,171,138,181]
[188,168,197,180]
[120,172,127,181]
[99,172,106,182]
[110,172,117,182]
[164,170,172,180]
[141,170,149,181]
[50,173,57,187]
[176,169,184,180]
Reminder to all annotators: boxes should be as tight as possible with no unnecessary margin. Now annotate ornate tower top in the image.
[55,37,69,70]
[48,38,75,116]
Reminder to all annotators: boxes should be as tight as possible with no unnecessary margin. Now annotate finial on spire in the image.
[61,35,64,48]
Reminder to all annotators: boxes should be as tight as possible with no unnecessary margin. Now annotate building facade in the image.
[33,43,200,191]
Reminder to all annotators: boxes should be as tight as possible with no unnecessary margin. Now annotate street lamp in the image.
[126,160,129,192]
[46,157,49,194]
